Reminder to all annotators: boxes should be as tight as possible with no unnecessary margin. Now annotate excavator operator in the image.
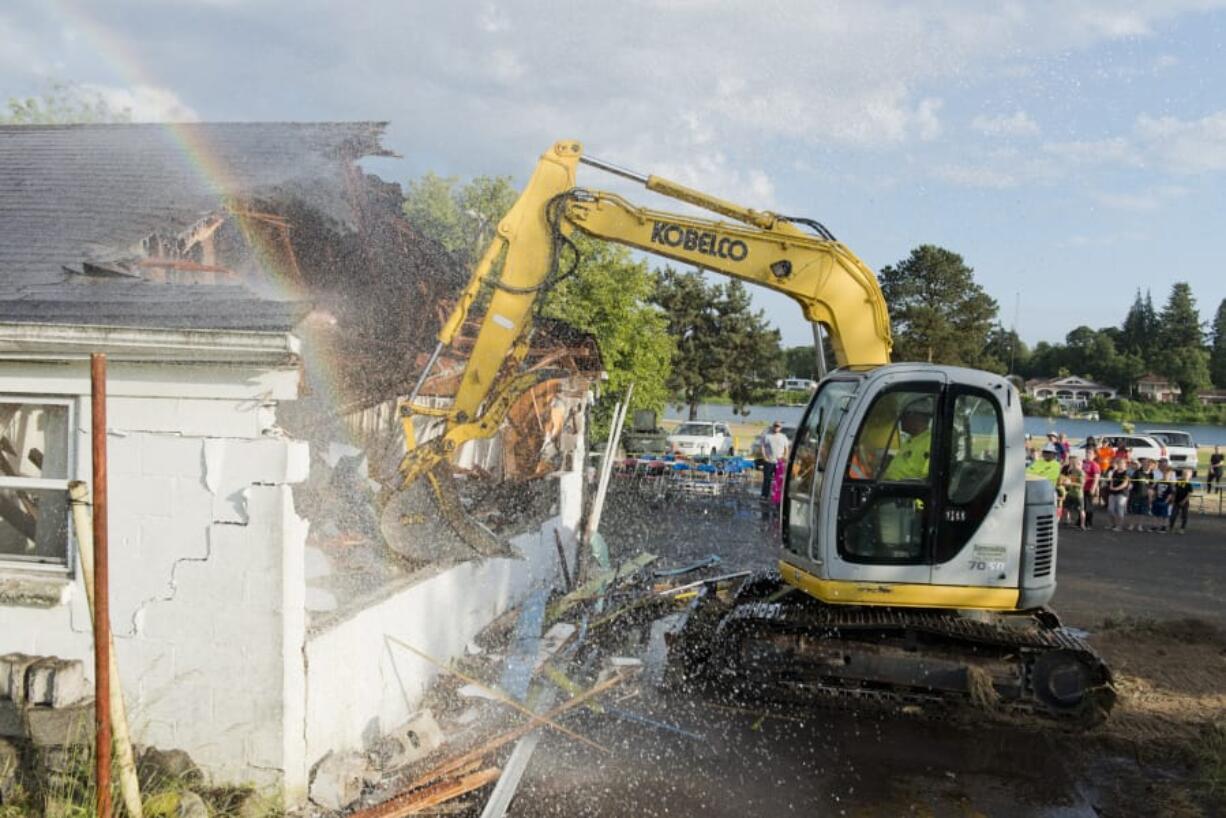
[882,400,934,481]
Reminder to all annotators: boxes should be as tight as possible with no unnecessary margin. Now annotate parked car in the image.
[666,421,735,457]
[751,424,798,464]
[1092,434,1167,464]
[1144,429,1199,472]
[622,410,669,454]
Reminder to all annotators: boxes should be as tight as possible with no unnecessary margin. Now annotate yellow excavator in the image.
[388,140,1114,722]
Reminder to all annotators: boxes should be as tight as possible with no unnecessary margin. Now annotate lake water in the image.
[668,403,1226,446]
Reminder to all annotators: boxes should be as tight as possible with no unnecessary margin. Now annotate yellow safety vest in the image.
[1026,458,1061,486]
[883,430,932,481]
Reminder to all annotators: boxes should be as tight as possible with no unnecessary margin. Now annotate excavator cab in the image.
[780,363,1049,612]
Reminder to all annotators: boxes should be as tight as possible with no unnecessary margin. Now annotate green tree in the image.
[1156,282,1209,401]
[878,245,999,367]
[652,269,781,419]
[1211,298,1226,389]
[401,173,674,428]
[716,280,784,412]
[401,173,518,264]
[2,82,132,124]
[541,238,674,429]
[1119,288,1160,364]
[781,345,820,381]
[984,325,1029,375]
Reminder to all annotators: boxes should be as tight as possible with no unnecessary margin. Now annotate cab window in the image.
[784,379,856,557]
[838,386,938,565]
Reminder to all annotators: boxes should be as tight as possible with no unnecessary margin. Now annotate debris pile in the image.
[305,548,748,816]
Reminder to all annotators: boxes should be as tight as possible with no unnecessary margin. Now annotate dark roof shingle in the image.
[0,122,392,332]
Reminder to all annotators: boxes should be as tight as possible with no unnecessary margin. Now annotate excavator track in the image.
[671,573,1115,726]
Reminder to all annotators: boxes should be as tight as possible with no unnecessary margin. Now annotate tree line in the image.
[784,245,1226,406]
[407,175,1226,426]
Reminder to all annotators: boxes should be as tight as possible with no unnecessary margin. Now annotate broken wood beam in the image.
[347,767,501,818]
[398,670,634,795]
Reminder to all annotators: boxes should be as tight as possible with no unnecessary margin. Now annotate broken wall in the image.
[0,348,312,801]
[303,458,584,771]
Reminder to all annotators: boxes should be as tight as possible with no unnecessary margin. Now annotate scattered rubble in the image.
[292,543,760,817]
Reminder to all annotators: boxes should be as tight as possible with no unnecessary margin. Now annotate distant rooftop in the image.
[0,122,392,332]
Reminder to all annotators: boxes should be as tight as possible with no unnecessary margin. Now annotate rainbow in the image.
[49,0,364,432]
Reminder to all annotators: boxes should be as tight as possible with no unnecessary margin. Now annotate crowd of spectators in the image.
[1026,432,1197,534]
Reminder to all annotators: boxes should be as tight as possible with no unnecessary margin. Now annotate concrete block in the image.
[26,701,94,747]
[109,438,141,476]
[203,439,309,523]
[0,654,38,703]
[178,399,263,438]
[0,700,21,737]
[371,709,444,771]
[310,750,375,811]
[138,433,205,477]
[110,476,174,520]
[138,746,203,788]
[25,657,87,708]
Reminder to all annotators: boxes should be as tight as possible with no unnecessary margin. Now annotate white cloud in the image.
[1092,184,1188,211]
[1136,111,1226,173]
[1042,137,1142,167]
[477,3,511,33]
[79,83,199,122]
[914,98,944,141]
[931,163,1018,189]
[971,110,1040,137]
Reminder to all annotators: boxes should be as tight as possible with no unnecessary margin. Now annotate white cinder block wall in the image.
[2,329,589,811]
[304,468,584,766]
[0,333,312,803]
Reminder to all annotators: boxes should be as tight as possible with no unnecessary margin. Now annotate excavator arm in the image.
[388,140,892,559]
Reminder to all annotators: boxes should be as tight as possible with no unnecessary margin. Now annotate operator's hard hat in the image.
[1042,443,1058,454]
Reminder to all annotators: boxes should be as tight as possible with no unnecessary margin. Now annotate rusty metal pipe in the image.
[91,353,112,818]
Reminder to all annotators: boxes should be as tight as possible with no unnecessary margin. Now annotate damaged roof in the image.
[0,122,393,332]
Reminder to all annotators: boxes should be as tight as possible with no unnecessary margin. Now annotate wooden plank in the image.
[398,671,633,796]
[348,767,501,818]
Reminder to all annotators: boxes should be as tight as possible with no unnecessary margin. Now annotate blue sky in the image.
[3,1,1224,347]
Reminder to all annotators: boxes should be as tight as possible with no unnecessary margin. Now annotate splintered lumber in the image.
[348,766,502,818]
[546,552,657,622]
[656,570,751,596]
[401,670,634,795]
[385,634,605,753]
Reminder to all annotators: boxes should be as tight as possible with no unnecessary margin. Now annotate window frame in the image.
[836,382,943,566]
[0,394,76,572]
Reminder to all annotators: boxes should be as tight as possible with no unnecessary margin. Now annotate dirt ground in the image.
[499,483,1226,818]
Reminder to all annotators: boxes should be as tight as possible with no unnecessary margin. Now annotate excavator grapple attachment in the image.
[380,460,518,563]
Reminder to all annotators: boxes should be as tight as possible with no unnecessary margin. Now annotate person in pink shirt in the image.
[1080,452,1101,528]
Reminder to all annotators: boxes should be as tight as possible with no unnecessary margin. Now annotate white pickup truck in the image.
[666,421,735,457]
[1145,429,1199,472]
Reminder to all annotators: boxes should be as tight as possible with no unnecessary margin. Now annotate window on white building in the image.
[0,399,73,568]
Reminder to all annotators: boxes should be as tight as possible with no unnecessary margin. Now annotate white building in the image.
[1025,376,1117,409]
[0,123,588,808]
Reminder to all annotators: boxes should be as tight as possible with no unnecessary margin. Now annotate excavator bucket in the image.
[379,460,519,563]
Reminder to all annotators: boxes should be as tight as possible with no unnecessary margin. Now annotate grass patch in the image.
[1197,721,1226,807]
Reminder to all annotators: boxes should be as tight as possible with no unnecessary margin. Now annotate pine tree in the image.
[1156,282,1209,401]
[1210,298,1226,389]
